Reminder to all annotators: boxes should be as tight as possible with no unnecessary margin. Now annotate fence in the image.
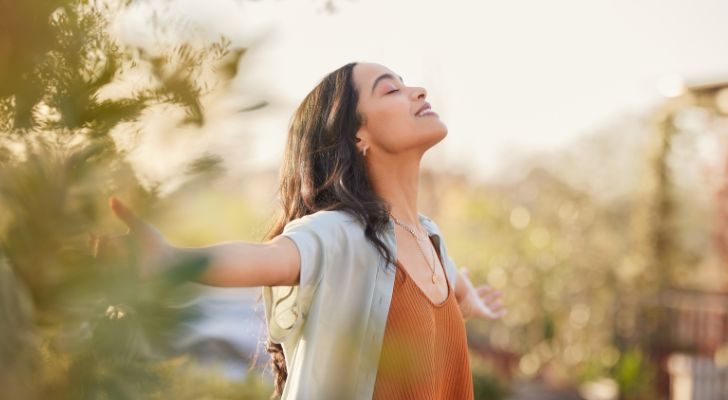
[655,289,728,399]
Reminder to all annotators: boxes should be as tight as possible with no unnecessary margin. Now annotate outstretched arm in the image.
[174,236,301,287]
[105,197,301,288]
[454,267,506,321]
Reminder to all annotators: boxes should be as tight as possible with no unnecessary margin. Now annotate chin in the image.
[423,126,448,149]
[433,124,448,141]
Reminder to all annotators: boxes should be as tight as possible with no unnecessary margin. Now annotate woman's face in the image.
[352,63,447,158]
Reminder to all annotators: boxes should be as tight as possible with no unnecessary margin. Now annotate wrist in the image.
[158,245,210,281]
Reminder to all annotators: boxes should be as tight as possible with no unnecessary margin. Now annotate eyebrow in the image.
[371,73,404,94]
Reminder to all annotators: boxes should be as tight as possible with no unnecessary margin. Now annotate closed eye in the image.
[387,89,399,94]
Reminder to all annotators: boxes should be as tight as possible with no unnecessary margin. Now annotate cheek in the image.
[366,103,416,148]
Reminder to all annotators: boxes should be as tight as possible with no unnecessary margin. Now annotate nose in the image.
[411,86,427,100]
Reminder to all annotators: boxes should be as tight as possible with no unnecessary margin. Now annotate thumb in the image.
[109,196,141,231]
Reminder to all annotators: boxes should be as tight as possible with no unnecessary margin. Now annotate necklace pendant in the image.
[432,273,437,284]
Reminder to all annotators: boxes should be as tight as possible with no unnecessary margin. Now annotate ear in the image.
[354,129,369,153]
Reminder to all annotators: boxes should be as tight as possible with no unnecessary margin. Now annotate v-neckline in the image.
[394,236,451,307]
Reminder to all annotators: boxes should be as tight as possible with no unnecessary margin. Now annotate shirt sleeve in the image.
[262,212,342,344]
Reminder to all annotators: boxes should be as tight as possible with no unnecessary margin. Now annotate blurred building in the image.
[647,77,728,400]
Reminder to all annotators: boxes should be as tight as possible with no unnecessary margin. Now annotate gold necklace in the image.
[390,214,438,284]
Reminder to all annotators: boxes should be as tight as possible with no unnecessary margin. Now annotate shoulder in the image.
[417,212,442,235]
[283,209,362,235]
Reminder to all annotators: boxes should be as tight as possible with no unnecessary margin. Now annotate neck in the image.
[366,151,422,227]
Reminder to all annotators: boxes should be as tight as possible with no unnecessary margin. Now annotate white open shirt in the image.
[262,209,460,399]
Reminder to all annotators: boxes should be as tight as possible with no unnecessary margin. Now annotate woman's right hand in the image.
[92,197,175,279]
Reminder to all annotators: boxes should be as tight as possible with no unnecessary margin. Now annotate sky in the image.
[113,0,728,187]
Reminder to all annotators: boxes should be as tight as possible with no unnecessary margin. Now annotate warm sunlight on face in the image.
[352,62,447,158]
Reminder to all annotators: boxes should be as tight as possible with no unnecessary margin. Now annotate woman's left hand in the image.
[456,267,506,321]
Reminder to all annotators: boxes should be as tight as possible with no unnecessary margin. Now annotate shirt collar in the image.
[383,213,442,266]
[385,212,437,234]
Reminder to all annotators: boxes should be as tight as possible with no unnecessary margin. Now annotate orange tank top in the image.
[372,247,474,399]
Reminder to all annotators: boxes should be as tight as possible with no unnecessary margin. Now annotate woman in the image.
[105,62,506,399]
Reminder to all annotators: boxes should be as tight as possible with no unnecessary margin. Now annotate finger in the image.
[109,197,141,231]
[481,291,503,303]
[482,295,503,307]
[481,295,506,311]
[483,300,503,309]
[486,300,505,311]
[476,285,494,295]
[482,305,506,319]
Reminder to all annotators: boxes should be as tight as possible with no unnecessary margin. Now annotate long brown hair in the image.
[262,62,396,397]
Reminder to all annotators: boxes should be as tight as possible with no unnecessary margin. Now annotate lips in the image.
[415,102,432,116]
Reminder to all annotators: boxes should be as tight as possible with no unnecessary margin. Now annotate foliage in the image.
[0,0,269,399]
[471,357,510,400]
[611,348,658,400]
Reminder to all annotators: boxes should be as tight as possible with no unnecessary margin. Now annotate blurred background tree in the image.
[419,79,728,399]
[0,0,272,398]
